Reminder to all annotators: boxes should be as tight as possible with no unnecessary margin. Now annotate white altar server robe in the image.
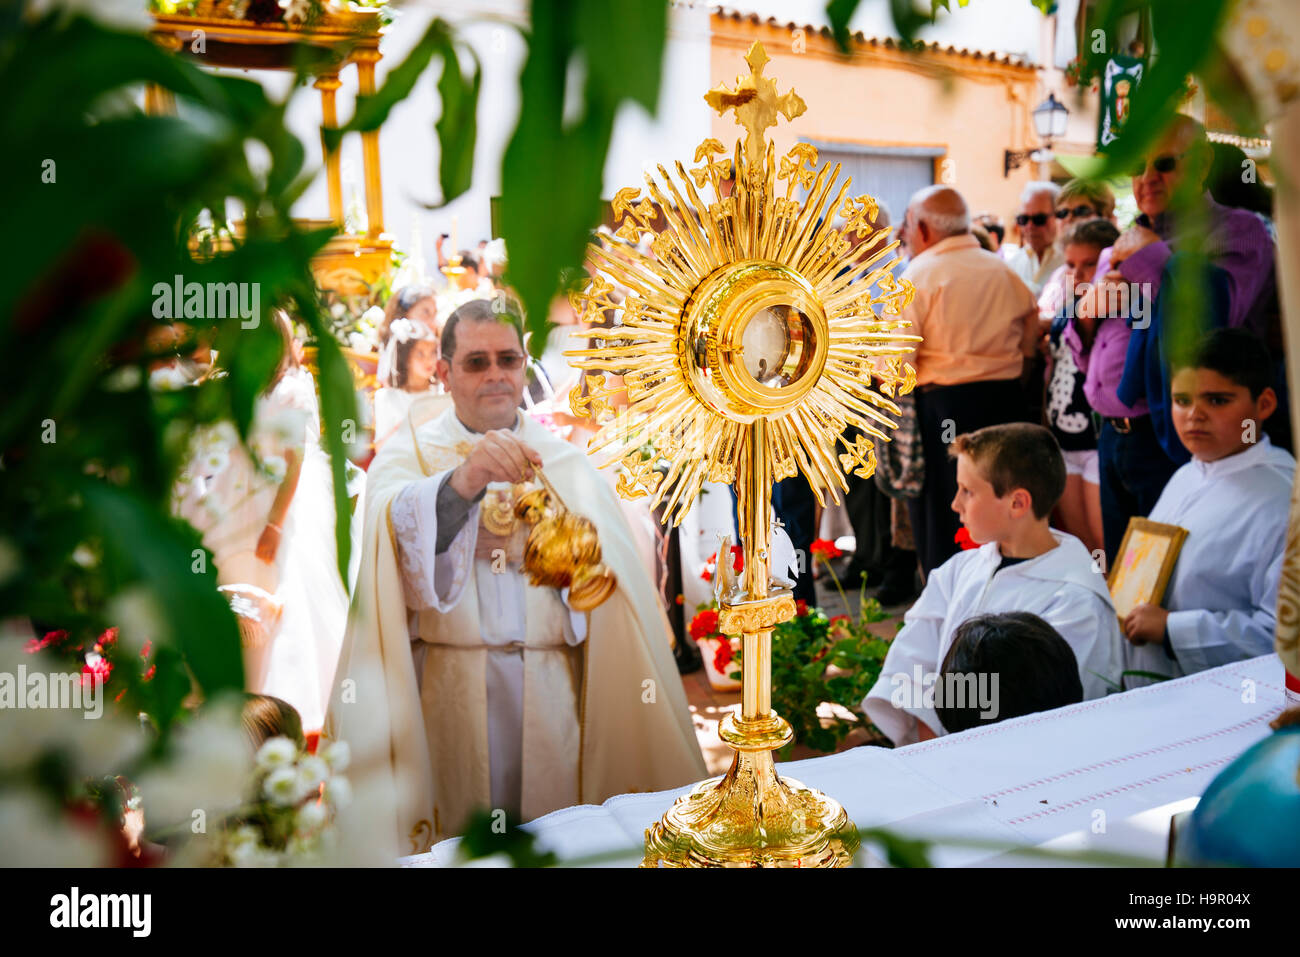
[864,531,1123,746]
[1126,435,1295,681]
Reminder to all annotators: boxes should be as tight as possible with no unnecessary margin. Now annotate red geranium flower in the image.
[713,639,733,673]
[829,614,850,625]
[795,599,808,617]
[97,627,118,648]
[689,609,719,641]
[81,655,112,688]
[25,630,67,654]
[809,538,843,560]
[954,526,979,550]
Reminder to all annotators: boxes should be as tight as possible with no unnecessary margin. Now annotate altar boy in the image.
[864,423,1123,745]
[1122,329,1294,682]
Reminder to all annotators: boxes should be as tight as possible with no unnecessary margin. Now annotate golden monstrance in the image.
[566,41,920,867]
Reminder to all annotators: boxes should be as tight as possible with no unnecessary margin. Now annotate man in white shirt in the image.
[1005,181,1065,296]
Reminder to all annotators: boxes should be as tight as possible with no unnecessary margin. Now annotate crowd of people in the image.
[157,111,1288,852]
[858,114,1288,743]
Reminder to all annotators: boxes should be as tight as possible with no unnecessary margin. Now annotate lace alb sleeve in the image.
[389,470,480,611]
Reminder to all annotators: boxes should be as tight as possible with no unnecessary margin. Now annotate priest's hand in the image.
[449,431,543,501]
[1123,603,1169,646]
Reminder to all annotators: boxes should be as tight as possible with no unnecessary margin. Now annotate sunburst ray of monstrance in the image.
[565,41,920,867]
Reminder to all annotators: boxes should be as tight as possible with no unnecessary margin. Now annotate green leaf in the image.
[297,288,358,583]
[826,0,860,53]
[435,39,481,205]
[500,0,667,357]
[78,482,243,698]
[575,0,668,111]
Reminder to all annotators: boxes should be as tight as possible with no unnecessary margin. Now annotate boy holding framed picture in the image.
[1122,329,1295,681]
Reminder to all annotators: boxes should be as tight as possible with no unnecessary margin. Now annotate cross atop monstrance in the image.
[704,41,808,176]
[566,41,920,867]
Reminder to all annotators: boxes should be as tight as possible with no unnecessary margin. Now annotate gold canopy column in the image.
[566,42,922,867]
[354,48,385,239]
[316,74,345,227]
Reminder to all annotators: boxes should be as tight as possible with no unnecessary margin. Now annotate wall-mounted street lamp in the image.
[1004,92,1070,177]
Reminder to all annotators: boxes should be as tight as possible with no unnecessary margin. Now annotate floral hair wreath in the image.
[379,317,437,386]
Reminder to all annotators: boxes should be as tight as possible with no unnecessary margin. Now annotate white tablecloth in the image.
[401,655,1286,867]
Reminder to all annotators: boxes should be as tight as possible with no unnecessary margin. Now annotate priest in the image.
[324,298,705,862]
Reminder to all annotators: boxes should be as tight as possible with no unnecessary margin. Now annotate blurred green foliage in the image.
[0,10,357,731]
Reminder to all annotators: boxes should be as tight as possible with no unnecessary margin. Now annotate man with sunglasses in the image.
[1005,182,1065,296]
[325,298,706,859]
[1066,114,1277,563]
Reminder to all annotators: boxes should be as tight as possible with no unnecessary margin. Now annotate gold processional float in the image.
[564,41,921,867]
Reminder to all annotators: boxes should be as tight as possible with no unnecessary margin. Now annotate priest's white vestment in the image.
[323,405,705,861]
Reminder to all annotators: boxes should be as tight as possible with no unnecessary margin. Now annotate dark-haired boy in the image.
[1122,329,1294,680]
[935,612,1084,734]
[864,423,1122,745]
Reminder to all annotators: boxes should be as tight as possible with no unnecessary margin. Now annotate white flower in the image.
[148,364,192,392]
[285,833,321,863]
[348,331,369,352]
[260,454,287,483]
[227,824,261,849]
[296,755,330,793]
[202,446,230,475]
[330,302,347,319]
[320,740,350,773]
[255,736,298,772]
[70,543,97,568]
[360,305,385,328]
[279,0,310,25]
[295,800,328,833]
[229,839,279,868]
[103,365,143,392]
[264,766,307,807]
[324,775,352,810]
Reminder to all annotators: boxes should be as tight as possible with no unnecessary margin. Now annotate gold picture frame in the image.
[1107,517,1188,619]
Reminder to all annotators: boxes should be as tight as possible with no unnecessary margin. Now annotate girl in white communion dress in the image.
[372,317,447,450]
[173,311,360,731]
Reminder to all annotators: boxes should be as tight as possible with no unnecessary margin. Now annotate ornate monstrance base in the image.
[642,713,860,867]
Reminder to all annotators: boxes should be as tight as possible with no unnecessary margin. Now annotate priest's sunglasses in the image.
[453,350,527,373]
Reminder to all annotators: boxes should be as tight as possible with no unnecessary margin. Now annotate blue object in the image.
[1182,725,1300,866]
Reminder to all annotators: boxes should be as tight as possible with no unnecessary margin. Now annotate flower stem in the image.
[818,554,850,616]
